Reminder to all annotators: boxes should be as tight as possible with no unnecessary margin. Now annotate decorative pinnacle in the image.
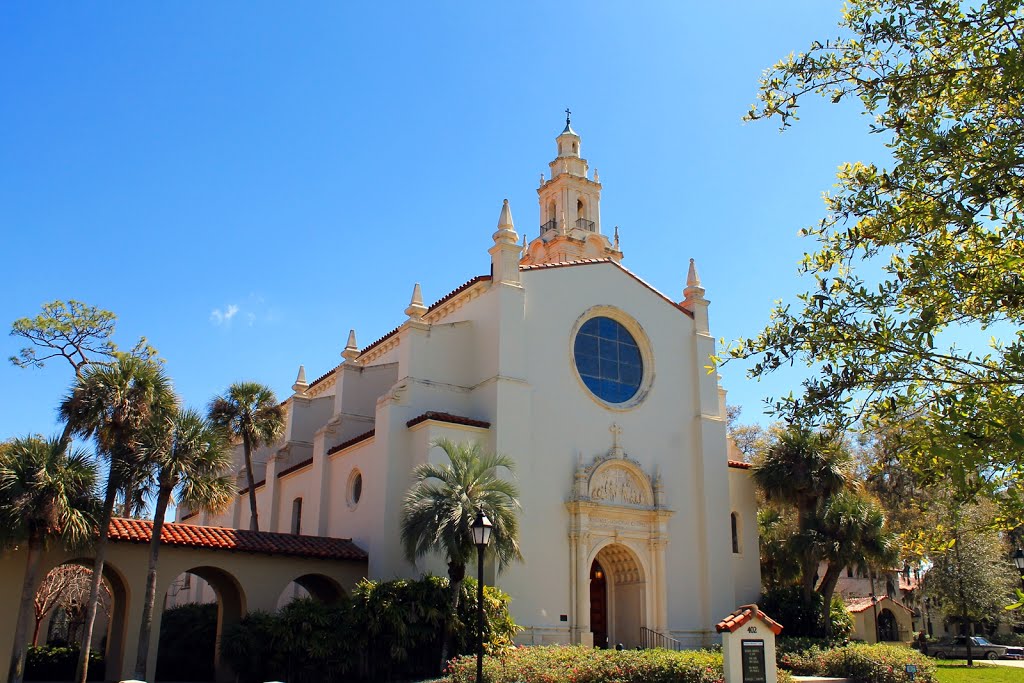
[493,199,519,245]
[292,364,308,395]
[565,107,571,126]
[405,282,428,319]
[614,226,620,250]
[342,329,360,361]
[686,258,701,288]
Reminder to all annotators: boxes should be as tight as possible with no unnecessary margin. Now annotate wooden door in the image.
[590,561,608,649]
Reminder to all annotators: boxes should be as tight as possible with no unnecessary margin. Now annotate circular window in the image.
[573,316,644,404]
[347,470,363,508]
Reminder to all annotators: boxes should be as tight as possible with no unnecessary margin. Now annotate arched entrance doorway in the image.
[878,608,898,642]
[590,544,646,649]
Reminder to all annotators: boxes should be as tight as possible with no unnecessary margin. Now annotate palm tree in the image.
[0,436,99,683]
[208,382,285,532]
[132,407,235,680]
[815,490,897,636]
[753,426,851,606]
[400,438,522,666]
[60,356,175,683]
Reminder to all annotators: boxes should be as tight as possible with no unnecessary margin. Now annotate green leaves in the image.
[731,0,1024,513]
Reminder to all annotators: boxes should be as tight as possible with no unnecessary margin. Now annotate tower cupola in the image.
[520,111,623,266]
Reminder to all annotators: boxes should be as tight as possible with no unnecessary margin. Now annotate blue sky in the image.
[0,2,890,441]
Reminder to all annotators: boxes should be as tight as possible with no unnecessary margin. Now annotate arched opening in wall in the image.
[33,563,112,649]
[577,198,585,222]
[41,559,128,680]
[590,544,646,649]
[280,573,345,606]
[877,608,898,642]
[158,565,245,683]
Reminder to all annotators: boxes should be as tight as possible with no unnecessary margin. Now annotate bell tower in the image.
[521,111,623,266]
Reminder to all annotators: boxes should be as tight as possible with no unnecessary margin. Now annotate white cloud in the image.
[210,304,240,327]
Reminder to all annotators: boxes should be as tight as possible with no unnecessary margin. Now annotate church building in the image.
[174,116,761,648]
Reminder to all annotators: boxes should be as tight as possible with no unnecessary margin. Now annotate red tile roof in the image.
[716,604,784,635]
[237,479,266,496]
[107,517,368,561]
[358,276,494,358]
[326,428,375,456]
[308,367,337,389]
[277,457,313,479]
[520,259,695,319]
[845,596,914,615]
[728,460,752,470]
[406,411,492,430]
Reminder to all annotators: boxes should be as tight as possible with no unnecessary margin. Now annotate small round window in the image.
[347,470,363,508]
[573,316,643,404]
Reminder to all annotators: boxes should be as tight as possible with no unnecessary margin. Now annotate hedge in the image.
[446,645,795,683]
[778,641,936,683]
[25,645,104,681]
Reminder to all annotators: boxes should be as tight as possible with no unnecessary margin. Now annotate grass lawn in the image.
[934,662,1024,683]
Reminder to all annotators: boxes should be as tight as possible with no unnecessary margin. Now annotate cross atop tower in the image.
[565,107,571,125]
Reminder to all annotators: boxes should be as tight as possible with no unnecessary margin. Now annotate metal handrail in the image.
[540,219,557,235]
[640,626,684,651]
[576,217,596,232]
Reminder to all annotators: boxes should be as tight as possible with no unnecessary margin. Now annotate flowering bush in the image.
[818,643,936,683]
[446,645,794,683]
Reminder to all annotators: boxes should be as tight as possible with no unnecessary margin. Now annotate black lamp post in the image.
[870,594,880,644]
[1013,548,1024,589]
[471,510,492,683]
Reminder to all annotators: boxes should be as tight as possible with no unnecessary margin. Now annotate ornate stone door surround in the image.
[566,449,673,646]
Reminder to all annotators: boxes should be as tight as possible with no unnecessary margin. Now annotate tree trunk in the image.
[440,560,466,671]
[817,562,843,637]
[9,533,44,683]
[797,503,820,610]
[32,617,42,647]
[243,433,260,532]
[132,478,173,680]
[75,482,117,683]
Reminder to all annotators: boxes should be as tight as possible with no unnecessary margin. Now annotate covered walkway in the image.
[0,518,368,682]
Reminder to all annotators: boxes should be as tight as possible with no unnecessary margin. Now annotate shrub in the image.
[818,643,936,683]
[220,575,518,682]
[447,645,736,683]
[25,645,104,681]
[992,632,1024,647]
[156,602,217,681]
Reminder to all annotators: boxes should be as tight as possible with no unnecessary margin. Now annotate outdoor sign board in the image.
[740,639,767,683]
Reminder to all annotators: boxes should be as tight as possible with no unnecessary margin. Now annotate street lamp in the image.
[870,594,880,644]
[471,510,492,683]
[1013,548,1024,589]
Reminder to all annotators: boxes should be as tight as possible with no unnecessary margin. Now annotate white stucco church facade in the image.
[174,117,761,648]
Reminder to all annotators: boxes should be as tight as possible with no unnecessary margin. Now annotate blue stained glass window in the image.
[574,317,643,404]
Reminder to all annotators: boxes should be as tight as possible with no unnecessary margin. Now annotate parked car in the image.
[926,636,1008,660]
[1002,644,1024,660]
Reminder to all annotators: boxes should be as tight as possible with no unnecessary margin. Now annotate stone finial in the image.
[614,226,620,250]
[594,168,600,183]
[292,364,308,396]
[405,282,428,319]
[342,329,360,361]
[540,172,545,187]
[492,199,519,245]
[686,258,701,288]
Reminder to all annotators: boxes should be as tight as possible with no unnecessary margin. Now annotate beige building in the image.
[175,118,761,648]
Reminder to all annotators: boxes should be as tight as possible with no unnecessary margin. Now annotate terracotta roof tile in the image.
[715,604,784,635]
[308,367,337,389]
[358,276,493,357]
[277,457,313,479]
[728,460,752,470]
[845,596,914,615]
[406,411,491,430]
[107,517,367,561]
[520,259,695,319]
[326,428,375,456]
[426,275,492,314]
[237,479,266,497]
